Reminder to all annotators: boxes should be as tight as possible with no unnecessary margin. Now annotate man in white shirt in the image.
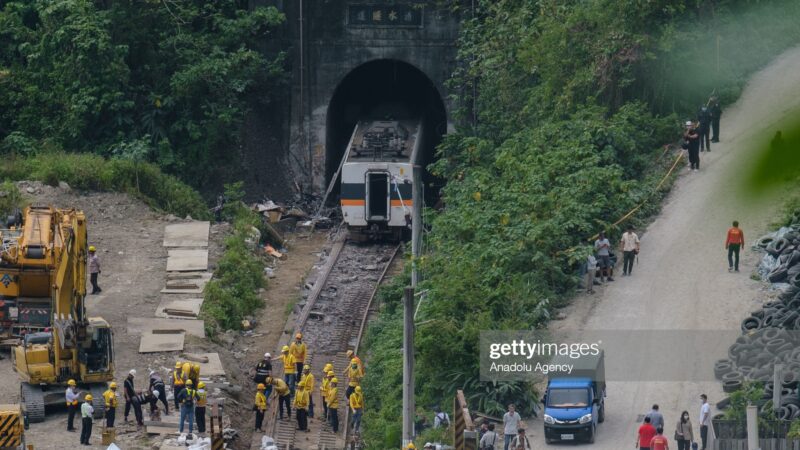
[80,394,95,445]
[433,406,450,429]
[479,423,499,450]
[502,404,521,450]
[620,224,640,276]
[699,394,711,450]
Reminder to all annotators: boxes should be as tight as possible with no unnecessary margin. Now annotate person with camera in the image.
[480,423,499,449]
[684,121,701,171]
[620,224,641,276]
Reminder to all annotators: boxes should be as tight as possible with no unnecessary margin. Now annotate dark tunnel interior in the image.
[326,59,448,201]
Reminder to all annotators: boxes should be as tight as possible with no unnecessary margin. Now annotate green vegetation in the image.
[362,1,800,448]
[0,180,23,214]
[202,182,266,332]
[0,152,208,218]
[0,0,285,190]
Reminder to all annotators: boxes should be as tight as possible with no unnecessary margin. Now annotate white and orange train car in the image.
[340,119,423,240]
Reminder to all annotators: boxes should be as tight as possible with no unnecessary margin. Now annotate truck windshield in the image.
[548,388,589,408]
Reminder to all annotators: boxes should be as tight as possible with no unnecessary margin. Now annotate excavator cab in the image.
[79,318,114,377]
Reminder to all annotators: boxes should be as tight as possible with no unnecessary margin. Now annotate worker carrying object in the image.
[254,383,267,432]
[129,391,150,429]
[189,363,201,386]
[172,362,184,410]
[346,350,364,374]
[294,381,310,432]
[88,245,102,294]
[66,379,80,432]
[349,385,364,433]
[269,376,292,421]
[80,394,95,445]
[177,379,198,435]
[298,365,315,418]
[345,359,363,400]
[149,371,169,415]
[289,333,307,376]
[280,345,297,394]
[326,378,339,433]
[103,382,118,428]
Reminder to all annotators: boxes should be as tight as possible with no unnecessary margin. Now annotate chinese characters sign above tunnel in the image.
[347,4,424,28]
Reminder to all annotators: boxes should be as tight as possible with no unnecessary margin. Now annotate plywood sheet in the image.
[163,221,210,248]
[166,249,208,272]
[127,317,205,338]
[139,331,185,353]
[155,298,203,318]
[160,273,213,294]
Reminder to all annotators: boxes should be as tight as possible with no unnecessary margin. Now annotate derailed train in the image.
[340,119,426,240]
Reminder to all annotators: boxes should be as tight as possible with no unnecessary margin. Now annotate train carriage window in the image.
[367,172,389,220]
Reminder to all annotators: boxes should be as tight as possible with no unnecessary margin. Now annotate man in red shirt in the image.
[650,427,670,450]
[637,416,657,450]
[725,221,745,272]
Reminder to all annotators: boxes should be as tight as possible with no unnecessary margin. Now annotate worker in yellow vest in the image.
[65,379,80,432]
[321,364,333,419]
[279,345,297,394]
[294,380,310,432]
[103,382,118,428]
[172,362,184,410]
[344,358,363,400]
[269,376,292,420]
[254,384,267,432]
[298,365,315,418]
[326,378,339,433]
[346,350,364,374]
[349,385,364,433]
[189,363,201,386]
[195,381,207,435]
[289,333,307,375]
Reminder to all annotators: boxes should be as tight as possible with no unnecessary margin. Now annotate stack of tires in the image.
[755,226,800,284]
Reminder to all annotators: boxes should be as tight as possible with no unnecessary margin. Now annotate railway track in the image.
[262,236,401,450]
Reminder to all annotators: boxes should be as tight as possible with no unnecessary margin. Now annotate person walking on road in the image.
[123,370,136,423]
[726,221,745,272]
[103,382,118,428]
[650,427,669,450]
[509,428,532,450]
[710,97,722,143]
[88,245,102,294]
[480,423,498,450]
[647,404,664,430]
[699,394,711,450]
[502,404,522,450]
[327,378,340,433]
[675,410,694,450]
[637,416,657,450]
[620,224,641,276]
[349,385,364,433]
[685,121,701,171]
[594,232,614,282]
[79,395,94,446]
[66,379,80,432]
[697,105,712,152]
[254,383,267,432]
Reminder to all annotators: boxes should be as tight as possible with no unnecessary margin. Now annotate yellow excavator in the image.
[5,206,114,423]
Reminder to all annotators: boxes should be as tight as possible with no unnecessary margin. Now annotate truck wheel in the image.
[598,404,605,423]
[587,425,596,443]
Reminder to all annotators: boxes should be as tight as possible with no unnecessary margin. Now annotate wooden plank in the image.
[166,249,208,272]
[155,298,203,318]
[163,221,210,247]
[139,331,185,353]
[127,317,205,338]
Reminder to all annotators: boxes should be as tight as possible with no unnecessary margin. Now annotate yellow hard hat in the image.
[327,371,335,377]
[346,350,354,357]
[88,246,96,252]
[68,379,76,386]
[303,365,310,371]
[109,382,117,389]
[85,394,93,401]
[355,386,362,393]
[407,444,416,450]
[323,363,333,372]
[351,358,359,365]
[198,382,205,389]
[295,333,302,339]
[175,362,182,368]
[257,383,266,390]
[331,378,338,384]
[185,379,193,386]
[282,345,289,352]
[193,363,200,370]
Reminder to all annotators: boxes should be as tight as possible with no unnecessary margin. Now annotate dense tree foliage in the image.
[0,0,285,188]
[362,1,800,447]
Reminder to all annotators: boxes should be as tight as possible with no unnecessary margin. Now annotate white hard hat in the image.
[149,370,155,376]
[264,352,271,359]
[151,391,157,397]
[685,121,692,126]
[129,369,136,376]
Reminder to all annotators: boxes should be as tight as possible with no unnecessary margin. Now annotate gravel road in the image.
[532,45,800,449]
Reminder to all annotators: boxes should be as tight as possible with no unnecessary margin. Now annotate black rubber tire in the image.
[790,271,800,288]
[768,238,791,256]
[779,406,793,420]
[723,379,743,393]
[587,425,596,444]
[787,250,800,267]
[758,236,776,249]
[769,266,789,283]
[741,317,761,332]
[716,397,731,410]
[715,361,733,380]
[784,371,800,389]
[598,404,605,423]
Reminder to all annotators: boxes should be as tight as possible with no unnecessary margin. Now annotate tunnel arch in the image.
[325,59,448,188]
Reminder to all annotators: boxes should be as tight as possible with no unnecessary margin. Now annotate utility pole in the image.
[411,164,423,287]
[402,286,416,446]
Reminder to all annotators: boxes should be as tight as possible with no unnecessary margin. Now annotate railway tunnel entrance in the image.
[325,59,448,202]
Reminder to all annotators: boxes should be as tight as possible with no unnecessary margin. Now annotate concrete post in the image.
[402,286,416,445]
[411,165,423,288]
[774,364,783,412]
[746,404,758,450]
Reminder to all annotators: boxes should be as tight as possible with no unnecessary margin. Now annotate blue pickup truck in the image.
[541,351,605,444]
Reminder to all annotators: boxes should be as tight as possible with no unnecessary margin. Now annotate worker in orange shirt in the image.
[725,220,745,272]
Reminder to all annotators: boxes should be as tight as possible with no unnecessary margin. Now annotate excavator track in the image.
[20,383,45,424]
[89,384,107,419]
